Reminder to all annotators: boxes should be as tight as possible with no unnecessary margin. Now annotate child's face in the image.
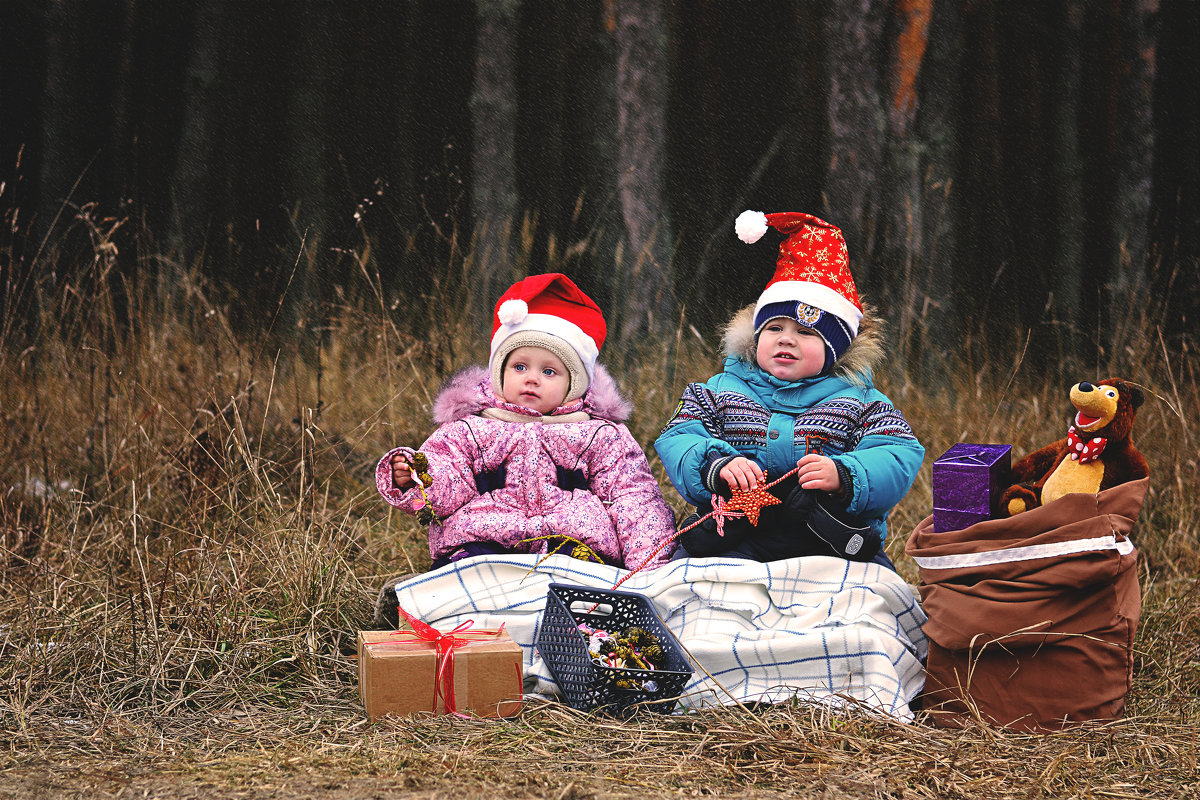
[755,318,827,381]
[501,346,570,414]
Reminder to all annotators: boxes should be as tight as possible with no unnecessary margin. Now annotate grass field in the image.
[1,214,1198,799]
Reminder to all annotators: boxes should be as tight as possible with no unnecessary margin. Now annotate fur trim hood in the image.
[432,364,633,425]
[721,303,885,385]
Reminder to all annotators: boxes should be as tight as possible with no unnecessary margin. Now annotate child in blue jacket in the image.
[655,211,924,567]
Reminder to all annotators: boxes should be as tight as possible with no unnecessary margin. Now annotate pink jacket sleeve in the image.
[584,423,679,570]
[375,422,481,517]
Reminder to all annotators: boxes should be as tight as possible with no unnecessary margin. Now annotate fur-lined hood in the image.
[432,365,633,425]
[721,303,885,385]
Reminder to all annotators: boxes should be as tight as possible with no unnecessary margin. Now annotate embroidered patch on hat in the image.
[796,302,822,325]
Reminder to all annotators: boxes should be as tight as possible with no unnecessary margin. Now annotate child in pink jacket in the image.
[376,273,677,571]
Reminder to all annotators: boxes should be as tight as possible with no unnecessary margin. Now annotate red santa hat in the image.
[736,210,863,369]
[489,273,606,401]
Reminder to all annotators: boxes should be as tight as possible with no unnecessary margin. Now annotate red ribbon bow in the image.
[710,494,741,538]
[1066,427,1107,464]
[390,605,506,717]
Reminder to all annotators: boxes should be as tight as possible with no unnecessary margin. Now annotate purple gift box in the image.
[932,443,1013,532]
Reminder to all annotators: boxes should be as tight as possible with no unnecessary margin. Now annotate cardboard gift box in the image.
[932,443,1012,532]
[357,629,523,720]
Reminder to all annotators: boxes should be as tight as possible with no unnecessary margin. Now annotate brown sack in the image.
[905,478,1147,731]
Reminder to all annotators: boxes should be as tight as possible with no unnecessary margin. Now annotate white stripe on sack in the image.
[913,534,1134,570]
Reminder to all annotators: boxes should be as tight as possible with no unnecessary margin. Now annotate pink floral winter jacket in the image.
[376,366,677,570]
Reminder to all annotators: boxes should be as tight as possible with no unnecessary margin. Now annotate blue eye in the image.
[542,367,557,377]
[512,363,526,372]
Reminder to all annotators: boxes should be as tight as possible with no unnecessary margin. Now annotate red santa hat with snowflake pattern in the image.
[489,273,606,402]
[736,210,864,371]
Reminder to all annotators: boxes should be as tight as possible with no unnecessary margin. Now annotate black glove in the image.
[803,497,880,562]
[782,483,819,520]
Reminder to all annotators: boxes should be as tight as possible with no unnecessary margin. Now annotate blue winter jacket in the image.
[654,355,924,544]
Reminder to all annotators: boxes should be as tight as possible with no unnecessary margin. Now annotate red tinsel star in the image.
[722,482,781,526]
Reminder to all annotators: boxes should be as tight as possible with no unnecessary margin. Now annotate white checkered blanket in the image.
[391,554,929,721]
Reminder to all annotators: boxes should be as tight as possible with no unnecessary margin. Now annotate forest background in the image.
[2,1,1199,799]
[4,0,1199,366]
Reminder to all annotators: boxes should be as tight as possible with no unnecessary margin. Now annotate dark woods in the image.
[2,0,1198,376]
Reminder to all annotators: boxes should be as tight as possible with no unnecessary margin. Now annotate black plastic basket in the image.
[536,583,693,714]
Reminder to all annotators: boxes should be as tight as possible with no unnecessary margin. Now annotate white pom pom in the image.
[497,298,528,326]
[735,210,769,244]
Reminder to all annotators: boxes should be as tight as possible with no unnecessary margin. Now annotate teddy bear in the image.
[1000,378,1149,516]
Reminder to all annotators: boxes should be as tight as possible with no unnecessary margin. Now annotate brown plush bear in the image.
[1000,378,1149,516]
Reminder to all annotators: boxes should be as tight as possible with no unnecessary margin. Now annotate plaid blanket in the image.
[391,554,928,721]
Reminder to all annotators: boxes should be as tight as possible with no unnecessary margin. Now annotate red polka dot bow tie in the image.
[1066,426,1107,464]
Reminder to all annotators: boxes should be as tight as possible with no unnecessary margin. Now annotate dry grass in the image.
[3,699,1198,798]
[1,208,1198,798]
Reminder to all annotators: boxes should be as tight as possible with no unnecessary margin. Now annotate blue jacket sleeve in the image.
[831,396,925,519]
[653,381,742,506]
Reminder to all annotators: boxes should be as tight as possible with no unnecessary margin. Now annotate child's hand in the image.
[796,454,841,493]
[720,457,765,492]
[391,453,416,489]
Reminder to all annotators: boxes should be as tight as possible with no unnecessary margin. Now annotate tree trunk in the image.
[822,0,888,291]
[1108,0,1159,329]
[910,0,964,388]
[573,1,620,319]
[1047,0,1087,365]
[282,5,334,340]
[878,0,932,383]
[37,0,83,245]
[374,6,423,296]
[169,0,227,270]
[106,0,137,216]
[470,0,520,326]
[1148,0,1199,342]
[959,2,1010,365]
[613,0,672,341]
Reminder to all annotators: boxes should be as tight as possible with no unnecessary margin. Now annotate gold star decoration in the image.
[722,481,781,526]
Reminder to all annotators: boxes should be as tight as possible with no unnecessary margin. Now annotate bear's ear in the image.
[1127,383,1145,410]
[1103,378,1145,411]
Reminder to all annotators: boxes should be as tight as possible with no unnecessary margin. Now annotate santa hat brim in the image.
[753,280,862,336]
[489,312,599,401]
